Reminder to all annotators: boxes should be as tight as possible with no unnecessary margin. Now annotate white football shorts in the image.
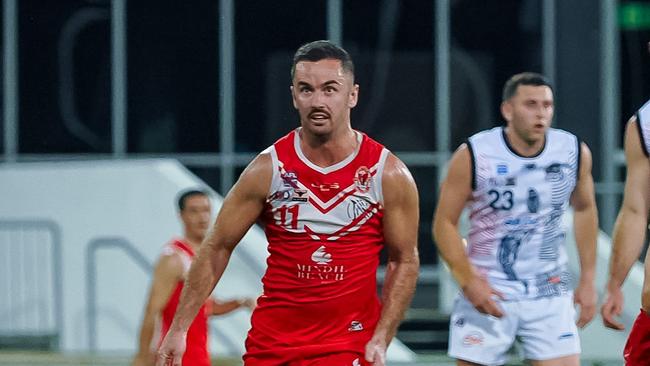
[448,292,580,365]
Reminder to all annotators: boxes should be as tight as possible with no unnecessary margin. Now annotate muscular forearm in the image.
[170,244,233,332]
[608,208,647,289]
[433,219,474,287]
[573,206,598,282]
[374,258,419,344]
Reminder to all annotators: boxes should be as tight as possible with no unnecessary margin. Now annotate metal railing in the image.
[0,220,63,350]
[86,237,151,352]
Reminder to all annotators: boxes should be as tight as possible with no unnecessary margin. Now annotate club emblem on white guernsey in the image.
[354,166,372,193]
[311,245,332,264]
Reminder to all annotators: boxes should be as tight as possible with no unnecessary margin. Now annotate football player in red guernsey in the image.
[157,40,420,366]
[133,189,254,366]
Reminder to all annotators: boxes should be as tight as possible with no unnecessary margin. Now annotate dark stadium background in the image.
[13,0,650,266]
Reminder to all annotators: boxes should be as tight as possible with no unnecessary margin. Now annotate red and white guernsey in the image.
[158,239,210,366]
[244,129,389,363]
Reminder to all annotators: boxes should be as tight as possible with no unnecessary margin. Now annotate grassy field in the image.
[0,352,243,366]
[0,352,623,366]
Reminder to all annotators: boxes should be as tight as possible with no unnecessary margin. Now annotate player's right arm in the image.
[156,153,272,366]
[133,252,184,366]
[432,144,503,318]
[602,117,650,330]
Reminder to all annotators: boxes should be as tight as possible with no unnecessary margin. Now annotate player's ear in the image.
[348,84,359,108]
[290,85,298,109]
[501,100,512,122]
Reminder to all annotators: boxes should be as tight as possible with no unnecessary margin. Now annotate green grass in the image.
[0,352,242,366]
[0,351,622,366]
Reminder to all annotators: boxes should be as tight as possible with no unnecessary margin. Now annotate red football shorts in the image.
[624,309,650,365]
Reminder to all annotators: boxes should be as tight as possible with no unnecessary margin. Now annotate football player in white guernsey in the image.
[434,72,598,366]
[601,42,650,364]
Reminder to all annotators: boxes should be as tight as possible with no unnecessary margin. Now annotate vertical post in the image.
[435,0,450,182]
[600,0,620,234]
[50,223,64,350]
[111,0,127,157]
[542,0,556,84]
[327,0,343,45]
[86,244,97,351]
[3,0,18,162]
[435,0,452,310]
[219,0,235,194]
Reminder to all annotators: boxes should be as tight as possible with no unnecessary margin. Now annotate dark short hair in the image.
[291,40,354,80]
[177,189,209,212]
[502,72,553,101]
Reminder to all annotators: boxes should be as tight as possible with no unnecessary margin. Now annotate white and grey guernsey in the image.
[466,126,580,299]
[635,99,650,157]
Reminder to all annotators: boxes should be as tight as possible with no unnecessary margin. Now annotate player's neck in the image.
[504,127,545,157]
[182,234,203,252]
[298,127,359,168]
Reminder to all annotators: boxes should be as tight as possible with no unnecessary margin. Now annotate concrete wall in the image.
[0,159,264,356]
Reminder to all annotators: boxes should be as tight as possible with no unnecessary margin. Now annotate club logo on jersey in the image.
[311,245,332,264]
[354,166,372,193]
[352,359,361,366]
[496,164,508,175]
[292,189,308,202]
[348,320,364,332]
[462,331,484,346]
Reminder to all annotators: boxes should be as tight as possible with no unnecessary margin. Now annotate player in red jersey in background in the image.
[156,40,420,366]
[600,42,650,366]
[132,189,255,366]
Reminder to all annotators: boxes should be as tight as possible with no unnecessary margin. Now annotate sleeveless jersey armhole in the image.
[376,148,390,206]
[466,140,477,191]
[264,145,281,197]
[636,108,650,158]
[575,136,582,181]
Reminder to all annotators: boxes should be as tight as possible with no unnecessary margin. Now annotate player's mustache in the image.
[308,108,330,118]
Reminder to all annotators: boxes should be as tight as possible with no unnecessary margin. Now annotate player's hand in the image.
[462,275,504,318]
[574,280,597,328]
[601,285,625,330]
[241,297,257,310]
[131,351,155,366]
[155,330,186,366]
[364,334,387,366]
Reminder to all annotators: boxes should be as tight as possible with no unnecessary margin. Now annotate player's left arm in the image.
[206,297,256,316]
[569,142,599,328]
[365,153,420,366]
